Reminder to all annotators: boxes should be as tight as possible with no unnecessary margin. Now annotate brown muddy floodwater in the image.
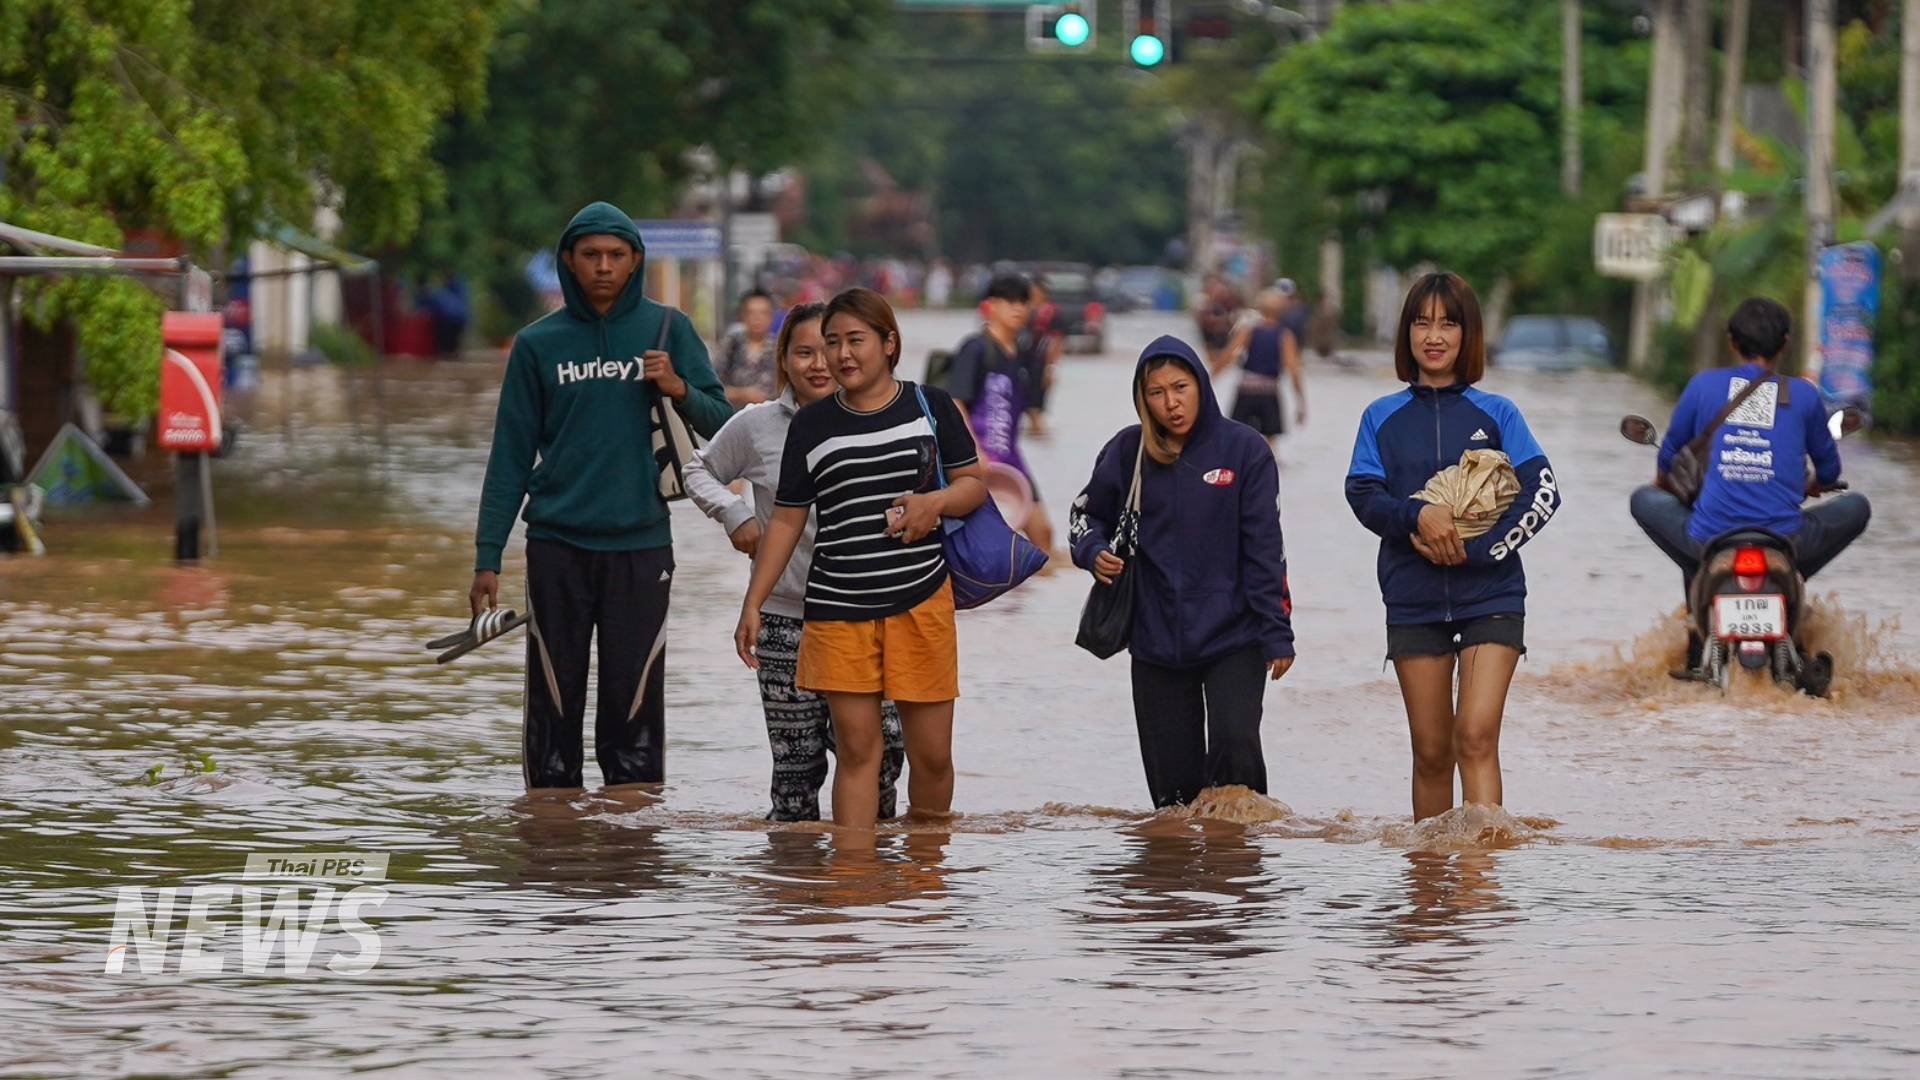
[3,310,1918,1078]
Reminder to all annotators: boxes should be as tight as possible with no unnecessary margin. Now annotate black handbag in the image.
[1668,372,1783,505]
[1074,438,1143,659]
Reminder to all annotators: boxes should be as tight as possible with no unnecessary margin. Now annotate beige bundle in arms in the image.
[1413,449,1521,540]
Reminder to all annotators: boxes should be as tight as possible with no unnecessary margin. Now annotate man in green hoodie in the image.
[470,201,733,791]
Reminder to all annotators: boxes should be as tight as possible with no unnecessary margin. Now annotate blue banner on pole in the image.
[1816,241,1879,407]
[635,220,722,260]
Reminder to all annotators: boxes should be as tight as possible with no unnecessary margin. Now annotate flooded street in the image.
[4,308,1918,1077]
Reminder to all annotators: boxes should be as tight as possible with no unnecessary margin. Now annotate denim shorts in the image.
[1386,613,1526,660]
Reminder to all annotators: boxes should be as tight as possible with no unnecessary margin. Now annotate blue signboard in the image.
[1817,242,1879,407]
[635,220,722,260]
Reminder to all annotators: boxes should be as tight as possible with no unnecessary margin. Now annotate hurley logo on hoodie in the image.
[556,356,648,386]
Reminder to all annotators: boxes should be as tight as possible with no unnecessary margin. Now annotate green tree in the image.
[409,0,886,326]
[0,0,502,417]
[1253,0,1644,299]
[799,11,1187,266]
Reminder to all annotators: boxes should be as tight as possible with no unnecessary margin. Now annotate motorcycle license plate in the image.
[1715,594,1787,641]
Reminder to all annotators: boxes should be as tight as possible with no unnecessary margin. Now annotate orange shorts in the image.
[796,581,959,702]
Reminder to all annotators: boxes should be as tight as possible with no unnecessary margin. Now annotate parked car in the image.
[1493,315,1616,372]
[1108,264,1184,313]
[1023,262,1106,354]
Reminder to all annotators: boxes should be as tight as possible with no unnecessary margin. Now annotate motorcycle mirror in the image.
[1619,415,1659,446]
[1829,407,1869,440]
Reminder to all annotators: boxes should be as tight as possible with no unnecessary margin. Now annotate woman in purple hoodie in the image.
[1069,337,1297,808]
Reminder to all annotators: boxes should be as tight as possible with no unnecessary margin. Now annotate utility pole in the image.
[1804,0,1837,376]
[1562,0,1582,197]
[1682,0,1713,172]
[1629,0,1681,373]
[1900,0,1920,273]
[1713,0,1751,176]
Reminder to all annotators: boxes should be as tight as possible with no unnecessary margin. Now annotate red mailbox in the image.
[158,312,224,452]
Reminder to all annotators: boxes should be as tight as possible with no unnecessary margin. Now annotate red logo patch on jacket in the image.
[1202,468,1236,486]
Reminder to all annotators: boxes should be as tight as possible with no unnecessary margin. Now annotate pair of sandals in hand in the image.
[425,606,528,664]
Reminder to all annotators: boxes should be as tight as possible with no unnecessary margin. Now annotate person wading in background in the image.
[1216,287,1308,450]
[946,273,1057,559]
[717,289,780,407]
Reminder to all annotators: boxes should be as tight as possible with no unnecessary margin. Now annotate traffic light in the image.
[1124,0,1171,68]
[1027,3,1096,52]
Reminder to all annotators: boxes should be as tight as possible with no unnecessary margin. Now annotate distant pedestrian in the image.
[1196,275,1241,371]
[717,289,779,406]
[1069,336,1296,809]
[1273,278,1312,359]
[926,258,954,308]
[1307,295,1345,365]
[1216,288,1308,448]
[1023,276,1065,438]
[686,303,907,821]
[733,288,987,833]
[946,273,1057,559]
[471,201,733,791]
[1345,272,1558,821]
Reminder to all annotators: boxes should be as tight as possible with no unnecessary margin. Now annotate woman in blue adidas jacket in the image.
[1345,272,1560,821]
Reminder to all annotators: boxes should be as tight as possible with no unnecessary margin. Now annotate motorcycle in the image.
[1618,407,1865,698]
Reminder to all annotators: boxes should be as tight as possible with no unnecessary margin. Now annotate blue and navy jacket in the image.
[1070,336,1295,668]
[1344,382,1559,626]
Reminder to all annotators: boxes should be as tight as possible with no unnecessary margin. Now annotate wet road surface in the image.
[3,310,1917,1077]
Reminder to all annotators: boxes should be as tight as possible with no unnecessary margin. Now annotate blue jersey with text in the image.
[1657,363,1841,543]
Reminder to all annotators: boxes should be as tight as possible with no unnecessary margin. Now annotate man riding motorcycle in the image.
[1629,298,1872,611]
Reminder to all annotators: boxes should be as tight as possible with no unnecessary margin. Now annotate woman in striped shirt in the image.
[734,288,987,832]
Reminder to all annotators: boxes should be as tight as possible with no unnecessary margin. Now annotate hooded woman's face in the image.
[1142,359,1200,439]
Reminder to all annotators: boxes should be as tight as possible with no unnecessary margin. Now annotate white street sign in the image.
[1594,213,1673,280]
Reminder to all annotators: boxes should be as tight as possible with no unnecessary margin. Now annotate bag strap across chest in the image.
[1687,371,1786,459]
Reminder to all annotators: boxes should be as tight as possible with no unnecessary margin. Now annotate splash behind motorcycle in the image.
[1619,408,1866,697]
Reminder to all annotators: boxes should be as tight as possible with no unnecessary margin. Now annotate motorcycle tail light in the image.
[1733,547,1768,577]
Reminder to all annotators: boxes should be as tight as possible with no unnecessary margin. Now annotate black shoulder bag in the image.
[1074,437,1144,659]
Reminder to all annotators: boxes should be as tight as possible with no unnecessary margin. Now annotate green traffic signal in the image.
[1129,33,1165,67]
[1055,11,1090,47]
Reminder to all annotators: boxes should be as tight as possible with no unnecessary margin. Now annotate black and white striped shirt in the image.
[775,382,978,621]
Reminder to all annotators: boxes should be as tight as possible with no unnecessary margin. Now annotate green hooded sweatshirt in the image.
[474,202,733,572]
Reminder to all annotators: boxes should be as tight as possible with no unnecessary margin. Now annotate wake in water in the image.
[1376,803,1546,852]
[516,784,1566,854]
[1539,593,1917,708]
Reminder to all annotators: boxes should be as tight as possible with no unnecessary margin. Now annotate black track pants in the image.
[1129,647,1269,808]
[522,538,673,788]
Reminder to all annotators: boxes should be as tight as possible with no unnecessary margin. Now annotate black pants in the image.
[1129,647,1269,808]
[523,538,673,788]
[1629,485,1873,593]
